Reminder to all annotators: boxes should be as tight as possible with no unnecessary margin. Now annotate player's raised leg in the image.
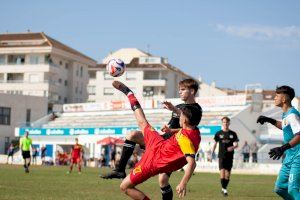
[112,81,149,132]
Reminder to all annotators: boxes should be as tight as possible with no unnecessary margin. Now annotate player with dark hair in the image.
[110,80,201,199]
[67,138,83,174]
[257,85,300,200]
[102,78,202,200]
[212,117,239,196]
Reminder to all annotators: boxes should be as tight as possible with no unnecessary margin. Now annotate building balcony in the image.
[0,80,59,91]
[0,63,61,74]
[142,79,166,87]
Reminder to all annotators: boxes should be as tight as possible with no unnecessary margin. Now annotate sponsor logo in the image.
[46,129,64,135]
[26,129,42,135]
[133,165,142,175]
[70,129,89,135]
[199,127,211,134]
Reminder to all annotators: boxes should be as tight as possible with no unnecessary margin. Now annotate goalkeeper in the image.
[257,85,300,200]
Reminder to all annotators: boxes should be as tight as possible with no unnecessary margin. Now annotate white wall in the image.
[0,94,47,154]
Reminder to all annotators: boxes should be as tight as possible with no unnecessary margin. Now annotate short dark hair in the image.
[276,85,295,101]
[179,79,199,94]
[221,117,230,122]
[181,105,201,126]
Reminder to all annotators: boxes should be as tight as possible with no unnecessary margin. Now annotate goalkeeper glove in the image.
[268,143,291,160]
[257,116,276,125]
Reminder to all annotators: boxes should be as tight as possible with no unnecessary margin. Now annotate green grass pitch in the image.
[0,164,280,200]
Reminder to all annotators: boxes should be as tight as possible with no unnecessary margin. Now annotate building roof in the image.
[102,48,151,64]
[91,57,195,79]
[0,32,96,62]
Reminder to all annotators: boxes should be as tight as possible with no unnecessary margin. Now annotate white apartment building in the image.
[88,48,195,102]
[0,32,97,110]
[0,94,47,154]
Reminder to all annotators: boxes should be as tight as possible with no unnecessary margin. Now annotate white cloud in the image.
[217,24,300,40]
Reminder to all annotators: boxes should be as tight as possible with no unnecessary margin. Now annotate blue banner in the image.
[18,125,221,136]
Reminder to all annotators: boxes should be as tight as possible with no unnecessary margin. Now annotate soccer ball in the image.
[106,58,126,77]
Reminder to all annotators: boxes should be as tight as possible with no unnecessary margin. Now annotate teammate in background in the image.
[19,131,33,173]
[112,80,201,199]
[257,85,300,200]
[41,146,47,165]
[102,78,202,200]
[6,143,14,164]
[212,117,239,197]
[67,138,83,174]
[32,146,38,165]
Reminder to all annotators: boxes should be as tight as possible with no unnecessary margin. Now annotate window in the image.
[0,107,11,125]
[80,66,83,77]
[143,87,154,97]
[0,55,5,65]
[64,97,68,103]
[64,80,68,86]
[26,109,31,125]
[87,86,96,95]
[126,71,137,80]
[104,72,113,80]
[58,78,62,84]
[29,55,39,64]
[89,71,96,79]
[65,63,69,69]
[144,71,160,80]
[104,88,114,95]
[59,61,63,66]
[8,55,25,64]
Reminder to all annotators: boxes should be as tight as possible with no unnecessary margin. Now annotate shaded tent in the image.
[97,136,124,146]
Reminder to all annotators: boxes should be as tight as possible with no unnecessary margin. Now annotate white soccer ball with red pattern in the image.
[106,58,126,77]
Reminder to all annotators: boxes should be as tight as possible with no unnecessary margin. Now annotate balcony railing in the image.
[0,80,59,85]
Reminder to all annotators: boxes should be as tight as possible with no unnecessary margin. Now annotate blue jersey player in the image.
[257,85,300,200]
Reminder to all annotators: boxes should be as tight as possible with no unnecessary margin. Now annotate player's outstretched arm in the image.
[257,115,282,130]
[112,81,149,131]
[269,135,300,160]
[176,156,196,198]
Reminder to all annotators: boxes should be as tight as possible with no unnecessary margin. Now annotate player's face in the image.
[179,86,194,102]
[274,93,284,107]
[222,119,230,130]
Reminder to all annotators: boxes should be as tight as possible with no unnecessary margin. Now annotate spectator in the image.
[205,142,213,162]
[32,147,38,165]
[251,142,259,163]
[110,146,116,169]
[41,146,47,165]
[242,141,251,163]
[6,143,14,164]
[99,154,106,167]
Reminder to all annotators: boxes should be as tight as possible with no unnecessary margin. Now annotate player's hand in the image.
[269,143,291,160]
[161,124,171,133]
[257,116,276,125]
[162,101,176,111]
[176,183,186,198]
[227,146,235,152]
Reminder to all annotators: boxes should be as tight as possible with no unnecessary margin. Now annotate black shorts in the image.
[219,157,233,171]
[22,151,31,159]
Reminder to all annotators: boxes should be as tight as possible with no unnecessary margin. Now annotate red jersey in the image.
[155,128,201,174]
[130,125,201,185]
[71,144,82,158]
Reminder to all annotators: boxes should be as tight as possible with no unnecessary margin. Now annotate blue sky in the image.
[1,0,300,94]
